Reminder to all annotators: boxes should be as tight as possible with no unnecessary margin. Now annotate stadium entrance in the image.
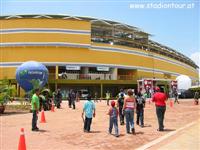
[137,78,177,98]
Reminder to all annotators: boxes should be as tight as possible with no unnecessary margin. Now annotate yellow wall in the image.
[0,67,17,79]
[0,47,158,69]
[1,19,91,30]
[1,33,90,44]
[0,46,198,80]
[93,42,190,69]
[92,43,198,79]
[137,71,164,79]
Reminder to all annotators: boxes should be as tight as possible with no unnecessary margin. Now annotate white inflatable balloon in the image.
[176,75,191,90]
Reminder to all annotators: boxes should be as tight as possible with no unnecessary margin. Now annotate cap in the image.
[155,87,160,91]
[111,101,115,107]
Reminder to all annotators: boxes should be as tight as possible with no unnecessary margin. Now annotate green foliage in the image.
[29,79,41,89]
[0,79,16,105]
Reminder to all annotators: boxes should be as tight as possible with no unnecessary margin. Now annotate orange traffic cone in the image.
[40,109,46,123]
[170,100,173,108]
[51,102,55,112]
[18,128,26,150]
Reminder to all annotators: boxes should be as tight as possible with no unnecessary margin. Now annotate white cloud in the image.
[190,52,200,79]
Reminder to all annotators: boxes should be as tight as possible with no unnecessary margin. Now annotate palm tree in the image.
[0,79,16,113]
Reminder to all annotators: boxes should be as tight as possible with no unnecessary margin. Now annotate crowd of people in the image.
[30,87,199,138]
[81,87,168,137]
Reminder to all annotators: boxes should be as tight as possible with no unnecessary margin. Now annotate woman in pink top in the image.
[123,89,136,134]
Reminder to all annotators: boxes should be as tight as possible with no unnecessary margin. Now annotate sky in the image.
[1,0,200,70]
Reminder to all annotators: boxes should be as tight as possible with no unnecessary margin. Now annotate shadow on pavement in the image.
[89,131,101,133]
[119,133,125,137]
[0,111,29,116]
[143,124,152,128]
[163,129,176,132]
[135,131,144,135]
[110,133,125,137]
[38,129,49,133]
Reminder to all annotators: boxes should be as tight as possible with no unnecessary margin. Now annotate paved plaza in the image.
[0,100,199,150]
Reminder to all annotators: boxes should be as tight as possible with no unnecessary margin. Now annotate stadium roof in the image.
[0,14,150,35]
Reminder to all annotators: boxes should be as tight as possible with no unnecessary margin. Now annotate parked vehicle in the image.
[178,89,194,99]
[77,89,89,99]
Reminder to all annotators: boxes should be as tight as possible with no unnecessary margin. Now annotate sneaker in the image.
[141,125,144,128]
[32,128,39,131]
[132,128,135,134]
[115,134,119,137]
[157,129,164,132]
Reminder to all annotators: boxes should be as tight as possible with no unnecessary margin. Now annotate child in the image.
[107,101,119,137]
[117,93,124,125]
[136,92,145,127]
[82,95,96,132]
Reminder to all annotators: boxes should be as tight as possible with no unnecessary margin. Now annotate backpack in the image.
[118,97,124,107]
[137,96,144,105]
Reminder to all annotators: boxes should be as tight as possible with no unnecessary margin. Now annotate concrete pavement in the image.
[157,119,200,150]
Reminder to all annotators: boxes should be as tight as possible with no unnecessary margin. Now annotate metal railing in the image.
[58,73,113,80]
[117,75,135,80]
[49,73,135,81]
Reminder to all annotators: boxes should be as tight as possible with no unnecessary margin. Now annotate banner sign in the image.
[66,66,80,70]
[97,67,109,71]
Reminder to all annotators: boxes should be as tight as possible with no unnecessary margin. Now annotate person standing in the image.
[94,91,98,103]
[76,91,80,102]
[68,89,72,108]
[174,90,179,104]
[55,89,62,108]
[194,91,199,105]
[136,92,145,127]
[31,89,40,131]
[118,88,125,98]
[70,90,76,109]
[117,93,125,125]
[152,87,167,131]
[82,95,96,132]
[106,91,111,106]
[107,101,119,137]
[143,92,148,100]
[123,89,136,134]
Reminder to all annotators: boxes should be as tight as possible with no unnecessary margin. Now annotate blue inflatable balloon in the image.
[16,61,49,92]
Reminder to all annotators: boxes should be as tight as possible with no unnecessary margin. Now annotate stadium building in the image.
[0,15,199,97]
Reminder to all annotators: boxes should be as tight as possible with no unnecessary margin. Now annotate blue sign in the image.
[16,61,49,92]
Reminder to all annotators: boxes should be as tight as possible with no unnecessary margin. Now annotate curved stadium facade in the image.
[0,15,199,96]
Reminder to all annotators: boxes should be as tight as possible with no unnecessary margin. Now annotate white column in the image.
[112,68,118,80]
